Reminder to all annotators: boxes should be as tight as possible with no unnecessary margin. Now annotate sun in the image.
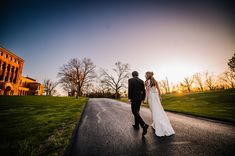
[154,62,200,83]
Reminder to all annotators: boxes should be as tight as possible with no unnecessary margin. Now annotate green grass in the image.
[0,96,88,156]
[120,89,235,123]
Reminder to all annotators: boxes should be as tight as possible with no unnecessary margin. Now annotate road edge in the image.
[63,99,89,156]
[165,110,235,126]
[116,99,235,126]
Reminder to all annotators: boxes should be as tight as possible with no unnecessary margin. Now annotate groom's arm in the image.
[143,86,146,101]
[128,79,132,101]
[142,81,146,101]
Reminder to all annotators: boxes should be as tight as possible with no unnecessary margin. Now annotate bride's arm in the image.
[144,80,150,102]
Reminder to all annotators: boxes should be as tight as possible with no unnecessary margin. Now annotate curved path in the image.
[70,98,235,156]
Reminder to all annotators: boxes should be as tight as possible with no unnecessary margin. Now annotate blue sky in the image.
[1,0,235,95]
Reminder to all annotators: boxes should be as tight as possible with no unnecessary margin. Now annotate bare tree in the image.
[171,84,180,93]
[59,77,76,96]
[179,82,188,93]
[166,77,170,93]
[228,53,235,72]
[159,80,167,94]
[158,84,165,94]
[58,58,96,98]
[205,71,216,90]
[193,73,204,91]
[100,61,130,99]
[99,80,112,93]
[43,79,58,96]
[181,76,194,92]
[220,70,235,88]
[159,77,170,94]
[223,53,235,88]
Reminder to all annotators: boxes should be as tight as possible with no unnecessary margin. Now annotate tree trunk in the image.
[200,86,203,91]
[187,87,191,92]
[115,90,118,99]
[76,84,80,99]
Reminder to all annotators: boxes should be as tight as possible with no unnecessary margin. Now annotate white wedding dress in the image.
[147,81,175,137]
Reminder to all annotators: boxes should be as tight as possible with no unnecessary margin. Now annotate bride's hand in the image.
[143,100,147,104]
[159,96,162,102]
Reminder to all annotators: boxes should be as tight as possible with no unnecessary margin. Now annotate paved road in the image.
[69,98,235,156]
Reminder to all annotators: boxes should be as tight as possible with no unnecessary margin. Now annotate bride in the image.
[144,71,175,137]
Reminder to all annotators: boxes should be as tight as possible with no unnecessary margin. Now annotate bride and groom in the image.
[128,71,175,136]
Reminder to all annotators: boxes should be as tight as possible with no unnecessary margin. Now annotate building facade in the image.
[0,47,43,95]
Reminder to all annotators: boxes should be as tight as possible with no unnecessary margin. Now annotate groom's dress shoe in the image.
[132,125,140,130]
[142,124,149,136]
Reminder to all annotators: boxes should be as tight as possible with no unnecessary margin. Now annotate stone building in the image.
[0,47,43,95]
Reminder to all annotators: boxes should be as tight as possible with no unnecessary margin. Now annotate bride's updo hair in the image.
[145,71,157,87]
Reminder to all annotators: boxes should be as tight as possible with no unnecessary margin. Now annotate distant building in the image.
[0,47,43,95]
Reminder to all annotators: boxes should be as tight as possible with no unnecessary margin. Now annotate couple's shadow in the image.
[133,126,175,155]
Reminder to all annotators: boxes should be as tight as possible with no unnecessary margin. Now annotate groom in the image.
[128,71,149,135]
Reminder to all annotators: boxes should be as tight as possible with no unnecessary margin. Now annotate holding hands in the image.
[143,98,147,104]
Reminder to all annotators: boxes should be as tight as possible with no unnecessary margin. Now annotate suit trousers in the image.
[131,100,146,128]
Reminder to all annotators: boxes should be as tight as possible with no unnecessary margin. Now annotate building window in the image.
[0,51,2,56]
[5,54,8,58]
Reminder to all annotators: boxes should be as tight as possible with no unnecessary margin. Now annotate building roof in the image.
[25,76,36,81]
[0,46,24,62]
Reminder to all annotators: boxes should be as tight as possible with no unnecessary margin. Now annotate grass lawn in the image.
[119,89,235,123]
[0,96,88,156]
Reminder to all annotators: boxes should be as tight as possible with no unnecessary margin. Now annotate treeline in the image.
[43,53,235,97]
[159,53,235,94]
[43,58,130,98]
[159,70,235,94]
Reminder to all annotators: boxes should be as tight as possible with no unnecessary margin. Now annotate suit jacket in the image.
[128,77,146,101]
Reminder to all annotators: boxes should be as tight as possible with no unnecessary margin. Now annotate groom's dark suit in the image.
[128,76,146,128]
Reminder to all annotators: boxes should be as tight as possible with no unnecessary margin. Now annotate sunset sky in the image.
[1,0,234,95]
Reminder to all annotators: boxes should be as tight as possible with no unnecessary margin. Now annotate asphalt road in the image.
[69,98,235,156]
